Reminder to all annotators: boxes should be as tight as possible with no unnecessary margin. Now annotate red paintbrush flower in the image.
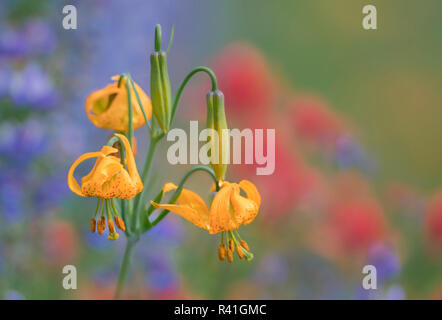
[210,43,276,120]
[425,193,442,250]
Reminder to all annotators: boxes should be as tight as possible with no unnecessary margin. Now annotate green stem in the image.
[114,237,138,299]
[128,75,151,133]
[170,66,218,127]
[124,74,134,149]
[150,165,218,227]
[154,24,162,52]
[132,137,159,231]
[106,135,126,164]
[141,137,159,185]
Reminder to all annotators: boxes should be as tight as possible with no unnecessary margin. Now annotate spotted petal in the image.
[231,184,259,226]
[151,183,210,230]
[208,184,239,234]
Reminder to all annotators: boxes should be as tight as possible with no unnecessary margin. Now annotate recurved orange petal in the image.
[230,184,259,226]
[177,189,210,221]
[85,77,152,131]
[151,201,209,230]
[163,182,178,193]
[239,180,261,208]
[208,184,239,234]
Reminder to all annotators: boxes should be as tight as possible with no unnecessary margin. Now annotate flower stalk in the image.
[66,24,260,299]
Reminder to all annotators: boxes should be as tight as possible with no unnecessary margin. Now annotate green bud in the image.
[206,90,229,181]
[150,51,172,133]
[150,26,172,133]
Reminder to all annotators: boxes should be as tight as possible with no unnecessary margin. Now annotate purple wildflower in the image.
[9,63,58,109]
[367,243,401,283]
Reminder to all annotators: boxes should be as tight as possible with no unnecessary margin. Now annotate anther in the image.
[229,239,234,251]
[240,240,249,251]
[100,215,106,228]
[236,245,244,259]
[114,216,126,231]
[97,220,105,235]
[90,218,96,233]
[108,219,116,233]
[227,248,233,263]
[218,244,226,261]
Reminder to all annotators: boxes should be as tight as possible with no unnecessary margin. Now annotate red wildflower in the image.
[425,193,442,250]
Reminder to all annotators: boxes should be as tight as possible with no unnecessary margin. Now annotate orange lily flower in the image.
[67,133,142,199]
[85,75,152,131]
[67,134,142,240]
[151,180,261,262]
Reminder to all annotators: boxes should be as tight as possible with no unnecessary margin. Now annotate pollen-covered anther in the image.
[108,219,116,233]
[240,240,250,251]
[114,216,126,231]
[218,244,226,261]
[229,239,234,251]
[227,248,233,263]
[236,245,244,259]
[90,218,96,233]
[97,219,105,235]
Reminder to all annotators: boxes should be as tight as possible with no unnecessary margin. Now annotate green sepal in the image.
[150,51,172,134]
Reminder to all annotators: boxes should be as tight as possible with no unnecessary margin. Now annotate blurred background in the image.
[1,0,442,299]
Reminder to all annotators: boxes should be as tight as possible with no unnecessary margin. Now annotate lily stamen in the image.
[90,218,96,233]
[218,232,227,261]
[236,245,244,259]
[228,230,253,262]
[105,199,119,241]
[240,240,250,252]
[227,248,233,263]
[110,198,126,231]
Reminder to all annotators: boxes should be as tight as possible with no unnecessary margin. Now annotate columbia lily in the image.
[67,134,142,240]
[85,75,152,131]
[151,180,261,262]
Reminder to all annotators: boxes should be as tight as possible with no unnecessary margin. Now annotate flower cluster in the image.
[66,25,262,295]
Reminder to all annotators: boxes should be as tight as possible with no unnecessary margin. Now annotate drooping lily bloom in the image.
[151,180,261,262]
[67,134,142,240]
[67,133,142,199]
[85,75,152,131]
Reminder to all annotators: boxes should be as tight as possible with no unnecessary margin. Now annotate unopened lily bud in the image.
[206,90,229,181]
[218,244,226,261]
[108,219,115,233]
[227,248,233,263]
[114,216,126,231]
[240,240,250,251]
[90,218,96,233]
[150,26,172,133]
[236,245,244,259]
